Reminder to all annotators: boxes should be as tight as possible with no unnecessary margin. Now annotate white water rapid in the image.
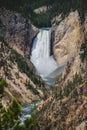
[30,29,58,85]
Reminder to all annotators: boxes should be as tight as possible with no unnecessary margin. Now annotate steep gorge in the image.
[0,1,87,130]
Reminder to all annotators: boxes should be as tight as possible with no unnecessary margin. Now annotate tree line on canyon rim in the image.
[0,0,87,27]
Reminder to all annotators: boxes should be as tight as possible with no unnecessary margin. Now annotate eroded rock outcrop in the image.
[0,8,47,106]
[36,77,87,130]
[53,11,86,82]
[0,8,38,56]
[0,41,45,106]
[53,11,84,64]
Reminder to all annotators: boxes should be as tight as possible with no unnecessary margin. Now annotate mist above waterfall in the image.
[30,29,58,84]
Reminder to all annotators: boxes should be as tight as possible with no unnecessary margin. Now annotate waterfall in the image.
[30,29,58,84]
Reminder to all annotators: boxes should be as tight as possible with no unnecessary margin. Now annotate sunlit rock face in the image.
[53,11,84,65]
[53,11,85,82]
[31,29,59,85]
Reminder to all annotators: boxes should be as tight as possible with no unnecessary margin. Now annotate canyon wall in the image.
[0,8,38,56]
[0,8,46,106]
[53,11,86,82]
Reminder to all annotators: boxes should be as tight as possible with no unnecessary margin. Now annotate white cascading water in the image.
[30,29,58,85]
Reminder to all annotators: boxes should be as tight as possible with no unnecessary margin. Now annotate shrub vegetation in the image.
[0,79,6,94]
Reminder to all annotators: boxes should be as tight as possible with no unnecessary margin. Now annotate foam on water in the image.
[20,101,40,123]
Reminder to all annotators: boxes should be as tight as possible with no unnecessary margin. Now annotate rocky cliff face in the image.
[53,11,83,63]
[0,40,45,106]
[0,8,47,106]
[37,80,87,130]
[53,11,86,82]
[0,8,38,56]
